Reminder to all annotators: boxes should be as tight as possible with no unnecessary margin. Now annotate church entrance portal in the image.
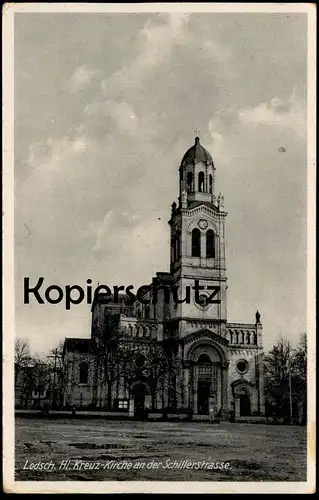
[239,394,251,416]
[132,383,148,420]
[197,381,211,415]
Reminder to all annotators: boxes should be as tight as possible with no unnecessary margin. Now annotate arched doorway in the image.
[234,386,251,417]
[197,354,212,415]
[239,391,251,416]
[186,338,227,416]
[232,381,254,418]
[131,382,149,420]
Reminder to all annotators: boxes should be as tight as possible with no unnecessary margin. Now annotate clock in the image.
[194,292,212,311]
[198,219,208,230]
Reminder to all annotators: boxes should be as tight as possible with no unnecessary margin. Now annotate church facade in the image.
[63,137,265,420]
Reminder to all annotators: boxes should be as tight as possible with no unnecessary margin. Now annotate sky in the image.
[14,10,308,356]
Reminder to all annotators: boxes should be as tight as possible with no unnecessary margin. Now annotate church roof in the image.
[64,338,93,354]
[181,137,213,166]
[188,200,217,211]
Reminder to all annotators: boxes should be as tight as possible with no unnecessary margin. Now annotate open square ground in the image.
[15,418,307,481]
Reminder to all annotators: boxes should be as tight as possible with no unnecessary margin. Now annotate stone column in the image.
[200,232,206,259]
[210,365,218,418]
[176,346,183,408]
[216,367,221,409]
[251,387,258,414]
[258,355,265,415]
[193,365,198,414]
[200,232,206,268]
[184,368,189,408]
[235,397,240,418]
[205,165,208,193]
[221,364,229,419]
[212,169,216,197]
[188,365,194,411]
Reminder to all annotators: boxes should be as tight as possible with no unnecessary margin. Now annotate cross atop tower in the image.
[194,128,200,138]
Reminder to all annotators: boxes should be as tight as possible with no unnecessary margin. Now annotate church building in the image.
[63,137,265,420]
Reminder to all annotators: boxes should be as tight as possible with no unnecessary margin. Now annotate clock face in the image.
[198,219,208,230]
[194,292,211,311]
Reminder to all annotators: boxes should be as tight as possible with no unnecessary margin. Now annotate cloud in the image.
[25,135,91,184]
[207,107,239,164]
[101,13,190,96]
[238,88,306,139]
[67,65,101,93]
[136,13,190,67]
[14,13,307,354]
[208,128,226,162]
[93,210,141,253]
[207,88,306,166]
[85,100,138,136]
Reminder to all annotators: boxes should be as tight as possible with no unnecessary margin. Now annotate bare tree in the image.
[47,341,65,408]
[291,333,307,424]
[264,337,293,420]
[14,338,32,386]
[118,337,172,409]
[264,334,307,423]
[92,312,180,411]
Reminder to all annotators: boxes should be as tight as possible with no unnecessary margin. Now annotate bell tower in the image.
[179,135,216,205]
[169,136,227,335]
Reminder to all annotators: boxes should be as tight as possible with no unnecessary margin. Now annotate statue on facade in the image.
[181,189,187,204]
[171,201,177,217]
[255,310,261,324]
[217,193,224,209]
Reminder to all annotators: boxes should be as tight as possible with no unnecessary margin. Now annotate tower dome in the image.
[181,136,214,167]
[179,136,216,206]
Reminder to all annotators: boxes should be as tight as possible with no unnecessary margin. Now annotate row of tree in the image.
[15,331,307,423]
[92,314,179,410]
[14,338,66,409]
[14,318,178,411]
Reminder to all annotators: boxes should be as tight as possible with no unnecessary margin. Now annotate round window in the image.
[135,354,145,368]
[236,359,248,374]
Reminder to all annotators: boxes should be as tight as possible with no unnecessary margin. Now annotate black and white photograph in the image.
[3,2,316,494]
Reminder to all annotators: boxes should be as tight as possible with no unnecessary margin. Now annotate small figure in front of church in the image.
[256,310,261,324]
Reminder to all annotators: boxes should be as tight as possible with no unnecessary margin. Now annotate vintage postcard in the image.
[3,2,316,494]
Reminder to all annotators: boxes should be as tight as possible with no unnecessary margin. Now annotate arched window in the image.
[135,353,146,368]
[191,228,201,257]
[206,230,215,258]
[198,171,205,192]
[209,174,213,194]
[198,354,211,363]
[79,362,88,384]
[187,172,193,192]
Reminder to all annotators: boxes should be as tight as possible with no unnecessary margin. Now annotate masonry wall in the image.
[63,352,95,407]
